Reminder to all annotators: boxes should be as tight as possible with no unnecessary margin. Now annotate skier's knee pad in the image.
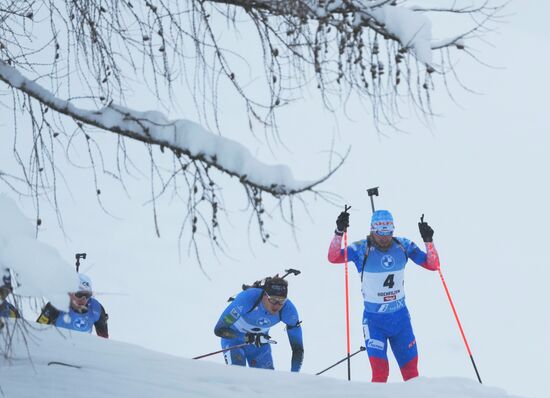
[400,356,419,381]
[369,356,389,383]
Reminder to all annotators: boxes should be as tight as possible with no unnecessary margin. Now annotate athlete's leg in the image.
[246,343,274,370]
[221,338,247,366]
[388,310,419,381]
[400,356,418,381]
[363,314,390,382]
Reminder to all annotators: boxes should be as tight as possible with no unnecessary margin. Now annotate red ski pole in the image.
[343,205,352,381]
[438,269,482,384]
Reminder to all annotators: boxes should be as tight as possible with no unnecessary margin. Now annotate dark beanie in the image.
[264,277,288,298]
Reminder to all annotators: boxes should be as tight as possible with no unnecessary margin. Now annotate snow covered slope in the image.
[0,321,522,398]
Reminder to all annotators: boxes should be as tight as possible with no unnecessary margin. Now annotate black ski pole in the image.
[342,205,352,381]
[315,346,366,376]
[193,338,277,360]
[75,253,87,273]
[192,343,250,360]
[366,187,379,212]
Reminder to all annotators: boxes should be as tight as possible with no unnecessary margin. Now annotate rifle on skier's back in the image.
[227,268,301,302]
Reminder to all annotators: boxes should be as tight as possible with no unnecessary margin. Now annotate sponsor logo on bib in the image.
[73,318,88,330]
[257,318,271,326]
[381,255,394,269]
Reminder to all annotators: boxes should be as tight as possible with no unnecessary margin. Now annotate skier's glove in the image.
[245,332,270,347]
[418,214,434,242]
[335,211,350,235]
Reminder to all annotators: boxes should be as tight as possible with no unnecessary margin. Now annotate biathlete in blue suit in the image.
[214,277,304,372]
[328,209,440,382]
[37,273,109,338]
[0,268,20,319]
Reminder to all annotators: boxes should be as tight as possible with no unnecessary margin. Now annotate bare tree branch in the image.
[0,59,342,196]
[0,0,505,246]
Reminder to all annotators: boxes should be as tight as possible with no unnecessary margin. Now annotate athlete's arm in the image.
[328,234,345,263]
[327,235,361,264]
[36,302,60,325]
[0,301,20,318]
[405,239,440,271]
[94,304,109,338]
[7,302,20,318]
[281,300,304,372]
[213,290,257,339]
[288,327,304,372]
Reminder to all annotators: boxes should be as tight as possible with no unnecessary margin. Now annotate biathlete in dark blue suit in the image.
[214,277,304,372]
[328,209,440,382]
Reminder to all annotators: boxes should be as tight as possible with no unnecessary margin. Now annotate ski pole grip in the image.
[367,187,379,197]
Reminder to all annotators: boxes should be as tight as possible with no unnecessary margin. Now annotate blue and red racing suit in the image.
[328,234,439,382]
[214,288,304,372]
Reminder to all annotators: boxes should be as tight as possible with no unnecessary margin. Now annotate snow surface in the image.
[0,320,523,398]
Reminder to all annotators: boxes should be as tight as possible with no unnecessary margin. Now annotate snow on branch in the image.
[212,0,503,65]
[0,60,343,197]
[202,0,505,126]
[0,0,506,134]
[0,0,504,248]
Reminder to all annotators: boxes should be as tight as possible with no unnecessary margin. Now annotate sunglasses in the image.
[266,293,287,306]
[375,229,393,236]
[74,291,92,299]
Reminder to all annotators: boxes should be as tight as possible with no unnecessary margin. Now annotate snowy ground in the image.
[0,320,523,398]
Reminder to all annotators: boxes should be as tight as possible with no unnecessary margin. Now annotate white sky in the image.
[1,2,549,398]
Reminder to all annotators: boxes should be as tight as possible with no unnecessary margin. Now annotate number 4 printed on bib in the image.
[383,274,395,289]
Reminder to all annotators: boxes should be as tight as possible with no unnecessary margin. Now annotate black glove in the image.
[245,332,270,347]
[335,211,350,235]
[418,214,434,242]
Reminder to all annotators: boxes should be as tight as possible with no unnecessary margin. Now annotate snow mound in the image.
[1,321,524,398]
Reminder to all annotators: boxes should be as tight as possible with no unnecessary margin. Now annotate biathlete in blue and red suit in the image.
[214,277,304,372]
[327,209,440,382]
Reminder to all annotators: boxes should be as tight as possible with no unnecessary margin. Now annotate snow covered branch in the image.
[0,60,341,197]
[0,0,505,247]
